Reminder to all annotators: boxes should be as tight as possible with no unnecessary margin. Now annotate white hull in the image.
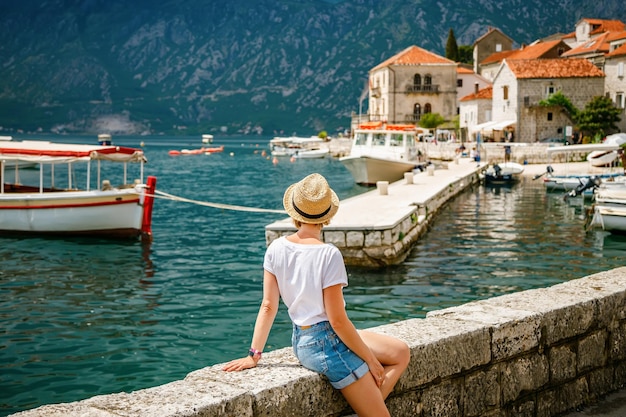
[0,139,156,239]
[0,188,147,237]
[591,205,626,233]
[340,123,422,185]
[293,148,329,159]
[587,150,618,167]
[340,155,417,185]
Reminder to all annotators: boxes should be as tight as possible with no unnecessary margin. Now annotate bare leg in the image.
[340,372,391,417]
[359,330,410,399]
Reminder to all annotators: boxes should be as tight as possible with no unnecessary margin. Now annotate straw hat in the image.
[283,173,339,224]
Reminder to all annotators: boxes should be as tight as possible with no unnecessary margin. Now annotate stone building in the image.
[604,42,626,132]
[365,45,458,126]
[493,58,605,142]
[472,27,515,75]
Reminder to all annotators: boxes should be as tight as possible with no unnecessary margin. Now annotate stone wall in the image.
[14,267,625,417]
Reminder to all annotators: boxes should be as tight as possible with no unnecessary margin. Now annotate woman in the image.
[223,173,410,417]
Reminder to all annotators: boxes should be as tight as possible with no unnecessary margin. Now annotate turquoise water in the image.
[1,135,625,416]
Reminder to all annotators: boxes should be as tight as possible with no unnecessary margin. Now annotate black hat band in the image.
[292,198,331,219]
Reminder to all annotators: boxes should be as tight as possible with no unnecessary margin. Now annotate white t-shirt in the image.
[263,236,348,326]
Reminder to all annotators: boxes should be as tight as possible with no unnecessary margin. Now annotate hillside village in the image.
[354,18,626,143]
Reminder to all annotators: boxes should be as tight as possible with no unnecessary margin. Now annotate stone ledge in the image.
[12,267,626,417]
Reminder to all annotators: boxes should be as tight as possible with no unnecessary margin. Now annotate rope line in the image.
[149,189,287,214]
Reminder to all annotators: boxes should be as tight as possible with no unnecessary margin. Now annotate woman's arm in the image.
[323,284,385,386]
[223,270,280,371]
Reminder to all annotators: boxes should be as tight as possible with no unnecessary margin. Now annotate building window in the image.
[557,47,565,56]
[424,75,432,85]
[616,93,624,109]
[546,85,556,96]
[414,74,421,85]
[548,112,553,121]
[457,79,463,87]
[619,62,624,77]
[496,43,502,52]
[503,86,509,100]
[414,103,421,121]
[424,103,432,114]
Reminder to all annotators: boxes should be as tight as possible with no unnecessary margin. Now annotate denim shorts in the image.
[292,321,369,389]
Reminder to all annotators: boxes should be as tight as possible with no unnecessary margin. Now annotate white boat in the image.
[0,140,157,240]
[587,133,626,167]
[269,136,328,158]
[544,143,625,192]
[482,162,524,184]
[589,186,626,234]
[339,122,424,185]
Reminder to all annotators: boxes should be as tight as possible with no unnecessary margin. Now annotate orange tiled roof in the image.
[460,85,493,101]
[562,32,611,57]
[481,50,517,65]
[457,66,474,74]
[371,45,455,71]
[606,42,626,58]
[506,58,605,79]
[481,40,569,65]
[583,19,626,34]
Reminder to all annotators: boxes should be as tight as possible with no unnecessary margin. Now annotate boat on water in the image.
[339,122,425,186]
[269,136,329,158]
[543,143,625,192]
[168,145,224,156]
[482,162,524,184]
[588,184,626,234]
[0,140,157,240]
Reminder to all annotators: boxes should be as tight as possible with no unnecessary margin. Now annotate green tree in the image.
[419,113,445,129]
[575,96,622,141]
[458,45,473,65]
[445,29,459,62]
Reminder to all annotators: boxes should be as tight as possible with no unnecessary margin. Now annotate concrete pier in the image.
[266,157,485,267]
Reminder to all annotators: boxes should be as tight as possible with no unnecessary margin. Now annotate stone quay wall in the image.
[265,165,482,267]
[416,142,590,165]
[13,267,626,417]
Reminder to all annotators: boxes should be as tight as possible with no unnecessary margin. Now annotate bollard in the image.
[404,172,414,184]
[377,181,389,195]
[427,165,435,176]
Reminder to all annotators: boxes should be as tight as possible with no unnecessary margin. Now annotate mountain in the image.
[1,0,625,137]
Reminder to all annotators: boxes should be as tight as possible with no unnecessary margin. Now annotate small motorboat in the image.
[168,145,224,156]
[482,162,524,184]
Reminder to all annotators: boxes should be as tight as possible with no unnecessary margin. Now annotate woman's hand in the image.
[367,357,385,387]
[222,356,257,372]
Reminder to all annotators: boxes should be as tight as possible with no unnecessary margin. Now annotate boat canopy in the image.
[0,141,146,164]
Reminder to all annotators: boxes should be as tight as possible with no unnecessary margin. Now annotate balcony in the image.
[406,84,439,93]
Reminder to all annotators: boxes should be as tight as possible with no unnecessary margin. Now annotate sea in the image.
[1,134,625,416]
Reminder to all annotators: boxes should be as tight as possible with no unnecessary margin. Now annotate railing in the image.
[406,84,439,93]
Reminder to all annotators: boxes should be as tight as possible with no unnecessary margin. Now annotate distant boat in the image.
[97,133,112,145]
[168,145,224,156]
[0,140,157,240]
[202,134,214,144]
[482,162,524,184]
[339,122,425,186]
[269,136,329,158]
[589,182,626,234]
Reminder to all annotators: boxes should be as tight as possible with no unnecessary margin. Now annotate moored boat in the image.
[482,162,524,184]
[0,140,157,240]
[269,136,328,158]
[339,122,425,186]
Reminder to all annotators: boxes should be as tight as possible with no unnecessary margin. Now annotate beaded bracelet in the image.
[248,348,262,359]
